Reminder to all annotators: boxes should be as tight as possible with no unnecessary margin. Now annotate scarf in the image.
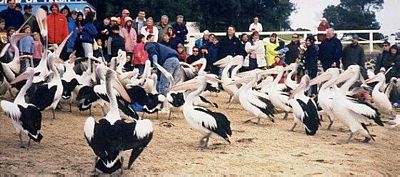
[147,24,153,33]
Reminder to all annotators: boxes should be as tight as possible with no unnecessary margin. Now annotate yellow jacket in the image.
[263,38,279,67]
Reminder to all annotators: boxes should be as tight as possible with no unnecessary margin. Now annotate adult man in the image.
[218,26,241,59]
[47,2,68,45]
[374,41,391,74]
[249,16,263,32]
[23,5,39,33]
[172,15,188,45]
[134,9,146,35]
[318,28,342,71]
[156,15,171,42]
[145,34,180,96]
[0,0,24,29]
[119,9,130,28]
[187,46,201,64]
[194,30,210,49]
[342,35,365,70]
[285,33,301,65]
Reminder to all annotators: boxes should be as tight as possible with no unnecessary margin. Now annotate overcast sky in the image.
[289,0,400,34]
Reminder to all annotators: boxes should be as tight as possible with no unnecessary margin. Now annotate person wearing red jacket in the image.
[47,2,68,45]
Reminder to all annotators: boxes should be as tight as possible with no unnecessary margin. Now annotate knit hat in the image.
[122,9,130,14]
[111,17,120,24]
[203,30,210,35]
[24,4,32,10]
[306,35,316,44]
[50,2,59,8]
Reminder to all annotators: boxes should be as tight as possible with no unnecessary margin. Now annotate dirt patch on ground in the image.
[0,92,399,175]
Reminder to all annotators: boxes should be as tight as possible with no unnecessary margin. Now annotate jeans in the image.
[249,58,257,70]
[308,69,318,95]
[158,57,180,96]
[82,43,93,57]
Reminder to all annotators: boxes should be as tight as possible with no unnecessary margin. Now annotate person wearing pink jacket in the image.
[120,17,137,60]
[133,34,148,74]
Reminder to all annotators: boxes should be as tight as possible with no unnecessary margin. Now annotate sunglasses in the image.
[193,50,199,52]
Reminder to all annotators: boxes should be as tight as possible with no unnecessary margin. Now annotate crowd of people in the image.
[1,0,400,98]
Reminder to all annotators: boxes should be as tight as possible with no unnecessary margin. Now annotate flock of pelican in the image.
[0,8,399,175]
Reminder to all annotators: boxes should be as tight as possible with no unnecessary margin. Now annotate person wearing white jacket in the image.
[245,31,266,69]
[141,17,159,42]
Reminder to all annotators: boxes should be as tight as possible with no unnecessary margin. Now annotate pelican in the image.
[1,67,43,148]
[327,65,384,143]
[171,74,232,148]
[214,55,242,103]
[26,53,63,119]
[365,72,393,116]
[309,68,340,130]
[288,75,320,135]
[84,69,153,174]
[285,63,299,90]
[227,70,276,124]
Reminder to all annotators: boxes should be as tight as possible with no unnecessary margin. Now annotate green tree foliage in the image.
[87,0,295,32]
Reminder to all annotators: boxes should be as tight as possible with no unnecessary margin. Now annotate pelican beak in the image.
[204,74,222,83]
[54,32,73,59]
[333,69,355,86]
[213,55,233,66]
[171,78,199,91]
[365,74,381,84]
[154,62,175,86]
[259,68,280,76]
[11,68,32,84]
[290,83,305,99]
[227,76,252,86]
[309,72,331,86]
[113,78,131,103]
[191,58,206,66]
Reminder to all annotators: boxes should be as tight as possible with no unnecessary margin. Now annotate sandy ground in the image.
[0,92,399,176]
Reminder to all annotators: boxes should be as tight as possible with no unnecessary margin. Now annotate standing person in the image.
[342,34,366,77]
[0,0,24,29]
[176,43,187,63]
[245,31,266,70]
[187,46,201,64]
[318,28,342,71]
[384,45,400,81]
[61,7,78,60]
[218,25,241,59]
[195,30,210,49]
[47,2,68,45]
[19,25,34,72]
[23,5,39,33]
[145,35,181,96]
[265,33,280,67]
[239,33,249,59]
[76,12,84,32]
[172,15,188,45]
[374,41,391,74]
[107,25,125,60]
[317,18,330,42]
[249,16,263,32]
[304,36,318,95]
[141,17,158,42]
[285,33,301,65]
[208,35,220,75]
[156,15,171,42]
[119,9,130,28]
[32,32,43,67]
[83,7,91,19]
[133,34,148,74]
[166,27,179,50]
[134,9,146,35]
[80,11,98,57]
[121,17,137,60]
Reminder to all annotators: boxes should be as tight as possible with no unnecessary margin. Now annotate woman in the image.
[120,17,137,61]
[80,11,98,57]
[177,43,187,62]
[140,17,158,42]
[133,34,148,74]
[167,27,179,49]
[317,18,330,42]
[386,45,400,81]
[265,33,279,67]
[76,12,84,32]
[208,35,220,75]
[304,35,318,95]
[61,6,77,60]
[245,31,265,70]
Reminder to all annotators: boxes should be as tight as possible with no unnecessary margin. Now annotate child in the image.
[19,25,34,72]
[93,38,104,59]
[133,34,148,74]
[107,25,125,62]
[177,43,187,63]
[32,32,43,67]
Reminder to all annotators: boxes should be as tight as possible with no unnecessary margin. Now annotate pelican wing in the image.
[346,97,383,126]
[0,100,21,120]
[193,107,232,142]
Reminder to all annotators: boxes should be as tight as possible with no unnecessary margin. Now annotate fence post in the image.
[369,32,374,54]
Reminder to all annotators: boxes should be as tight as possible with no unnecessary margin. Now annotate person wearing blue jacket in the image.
[61,6,77,60]
[171,15,188,45]
[145,35,180,96]
[80,11,98,57]
[304,36,318,95]
[318,28,342,71]
[0,0,24,29]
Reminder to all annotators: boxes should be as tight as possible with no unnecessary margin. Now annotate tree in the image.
[322,0,384,39]
[87,0,295,32]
